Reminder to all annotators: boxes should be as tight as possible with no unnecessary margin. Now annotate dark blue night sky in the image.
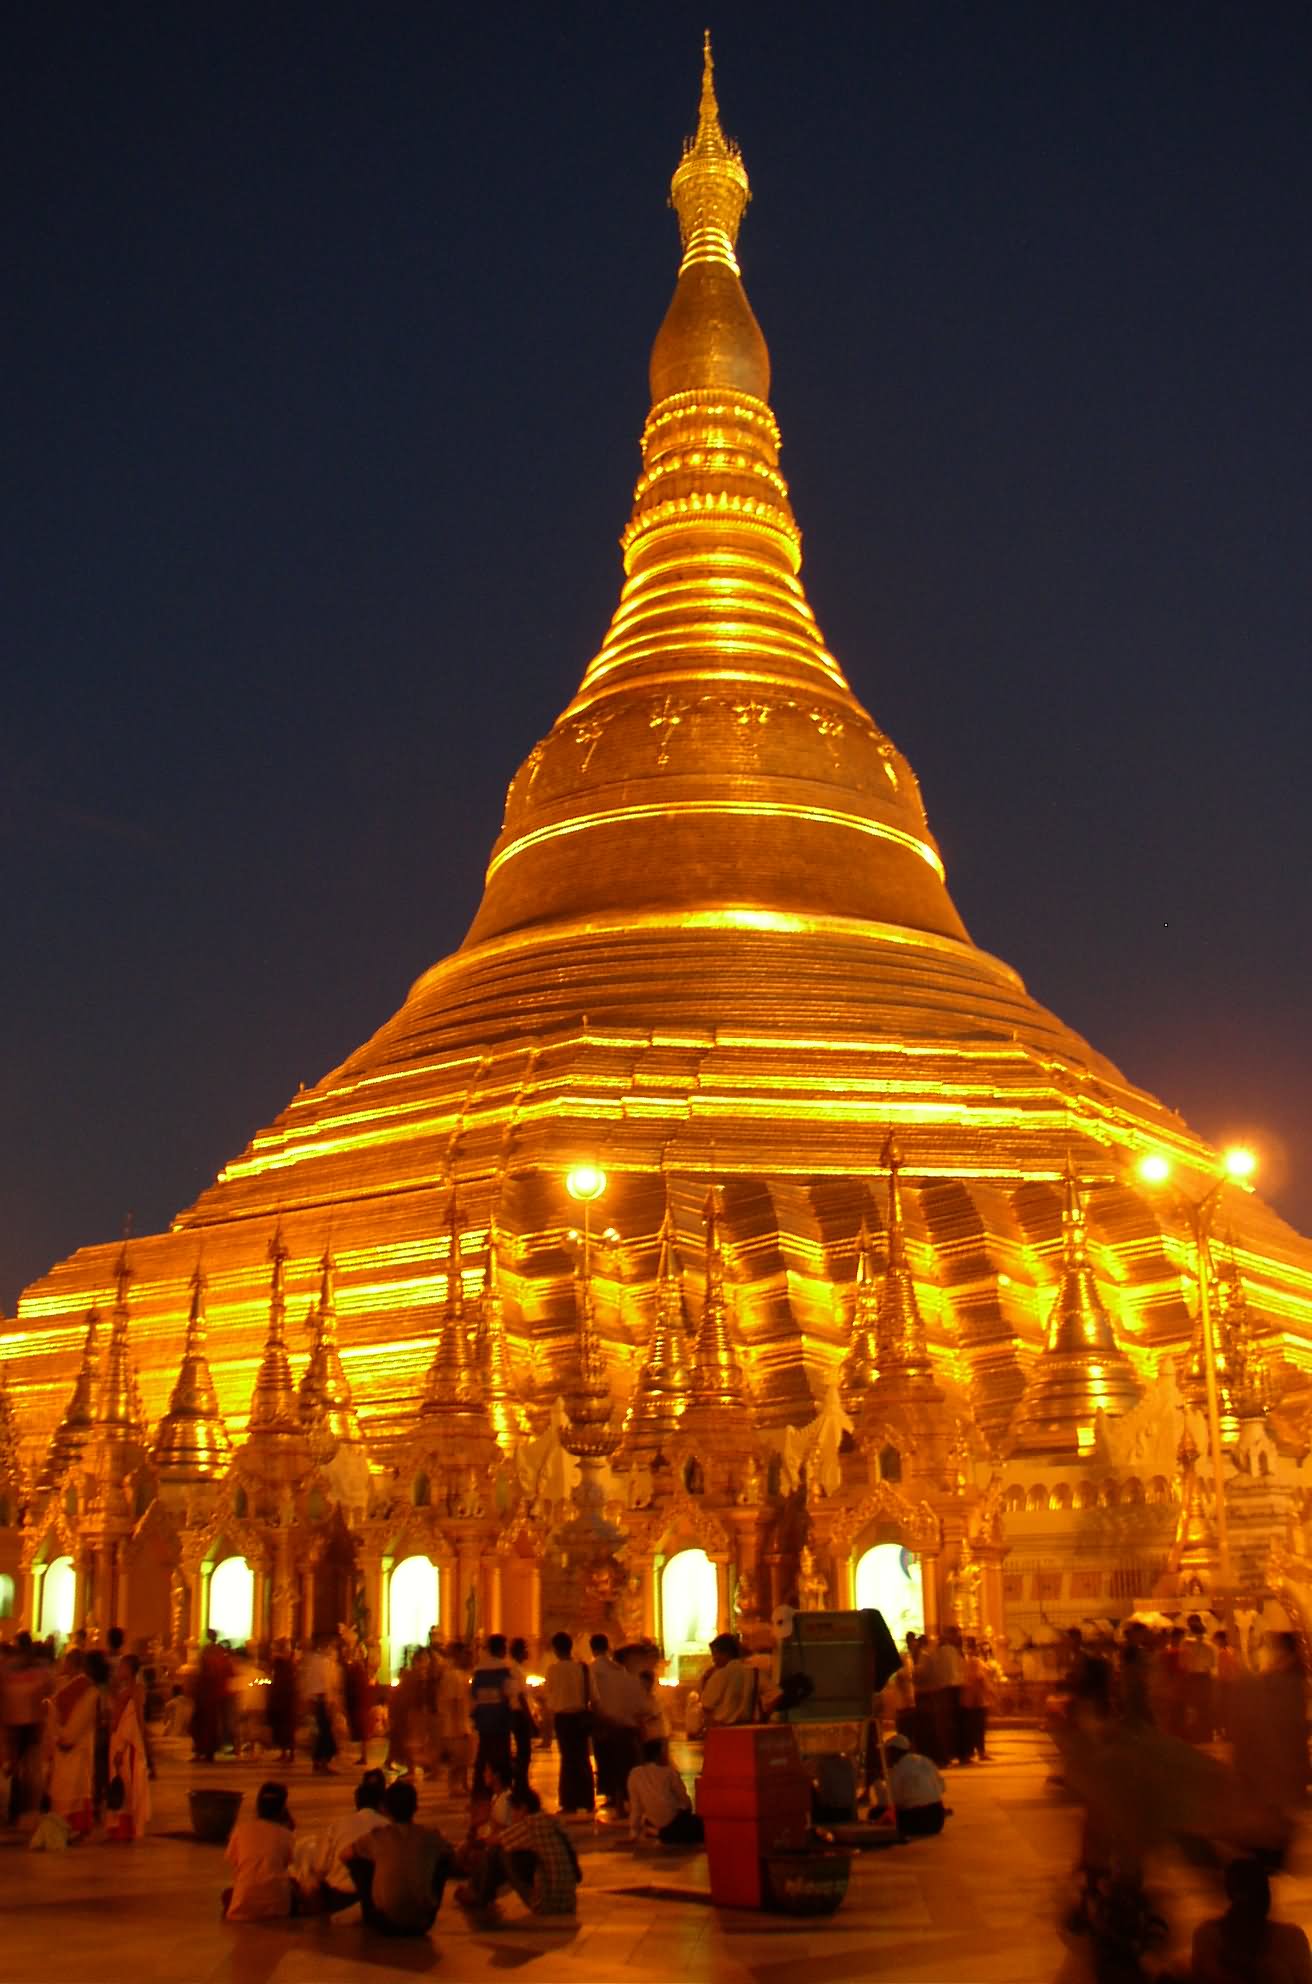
[4,2,1309,1308]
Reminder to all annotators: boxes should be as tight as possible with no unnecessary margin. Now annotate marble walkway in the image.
[3,1729,1311,1983]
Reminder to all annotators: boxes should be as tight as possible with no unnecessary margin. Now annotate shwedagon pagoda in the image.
[3,42,1312,1673]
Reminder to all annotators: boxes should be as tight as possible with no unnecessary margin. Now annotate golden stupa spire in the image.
[1008,1162,1141,1456]
[687,1184,748,1410]
[154,1261,233,1481]
[841,1217,880,1404]
[669,30,751,274]
[39,1305,101,1490]
[561,1203,617,1459]
[247,1223,300,1433]
[872,1136,941,1400]
[96,1242,139,1437]
[298,1246,362,1444]
[476,1218,530,1451]
[420,1189,487,1424]
[1170,1422,1217,1583]
[619,1192,692,1455]
[464,37,966,958]
[1216,1237,1269,1423]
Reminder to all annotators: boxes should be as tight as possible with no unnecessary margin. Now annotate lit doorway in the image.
[41,1554,76,1640]
[209,1556,255,1645]
[661,1548,718,1658]
[390,1555,439,1673]
[854,1543,924,1646]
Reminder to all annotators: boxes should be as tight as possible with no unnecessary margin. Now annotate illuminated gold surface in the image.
[618,1196,692,1458]
[6,43,1312,1495]
[297,1249,363,1446]
[1007,1164,1142,1457]
[152,1263,233,1482]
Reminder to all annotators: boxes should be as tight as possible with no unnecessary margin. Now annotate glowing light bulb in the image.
[1223,1146,1257,1181]
[1138,1153,1172,1186]
[566,1165,607,1204]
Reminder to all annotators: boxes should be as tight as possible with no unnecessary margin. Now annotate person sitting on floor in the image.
[344,1777,455,1937]
[627,1739,704,1844]
[223,1780,296,1919]
[871,1732,949,1837]
[302,1767,389,1915]
[1191,1856,1312,1984]
[456,1785,581,1921]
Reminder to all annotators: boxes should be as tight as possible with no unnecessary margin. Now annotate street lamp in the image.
[1137,1145,1259,1601]
[565,1164,607,1293]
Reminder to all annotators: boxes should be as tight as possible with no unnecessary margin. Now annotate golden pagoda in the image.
[6,39,1312,1655]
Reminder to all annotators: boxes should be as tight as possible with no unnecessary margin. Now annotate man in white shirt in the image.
[543,1632,594,1815]
[699,1634,759,1727]
[588,1635,645,1816]
[627,1740,703,1843]
[304,1769,389,1914]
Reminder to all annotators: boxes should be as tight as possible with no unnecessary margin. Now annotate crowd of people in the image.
[8,1606,1312,1969]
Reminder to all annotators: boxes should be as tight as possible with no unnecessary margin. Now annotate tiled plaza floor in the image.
[3,1730,1312,1983]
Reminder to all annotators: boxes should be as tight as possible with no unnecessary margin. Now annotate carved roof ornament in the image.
[871,1135,942,1403]
[247,1223,301,1435]
[1008,1160,1141,1458]
[298,1247,363,1446]
[153,1261,233,1482]
[38,1305,102,1492]
[618,1192,692,1459]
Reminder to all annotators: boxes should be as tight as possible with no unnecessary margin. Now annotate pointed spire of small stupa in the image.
[247,1223,300,1433]
[421,1189,485,1423]
[1215,1235,1269,1423]
[621,1193,692,1455]
[298,1246,362,1444]
[477,1217,529,1450]
[154,1261,233,1481]
[687,1184,747,1410]
[96,1242,138,1436]
[1009,1161,1141,1456]
[872,1135,941,1401]
[1170,1422,1217,1582]
[841,1217,880,1404]
[39,1305,102,1490]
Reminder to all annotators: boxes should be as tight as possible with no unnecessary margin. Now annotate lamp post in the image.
[1138,1145,1258,1604]
[565,1164,607,1302]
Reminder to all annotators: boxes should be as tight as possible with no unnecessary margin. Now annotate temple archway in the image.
[40,1554,76,1640]
[390,1554,439,1672]
[0,1573,14,1621]
[853,1542,924,1645]
[661,1548,718,1660]
[209,1556,254,1645]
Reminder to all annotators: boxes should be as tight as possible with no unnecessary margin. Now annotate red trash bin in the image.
[697,1724,813,1908]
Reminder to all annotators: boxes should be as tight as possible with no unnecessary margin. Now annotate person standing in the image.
[507,1637,536,1792]
[437,1643,473,1797]
[3,1632,49,1824]
[588,1635,646,1817]
[268,1638,297,1763]
[105,1655,151,1841]
[544,1631,594,1816]
[192,1630,232,1764]
[469,1635,515,1799]
[301,1635,339,1775]
[42,1650,107,1837]
[960,1639,994,1762]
